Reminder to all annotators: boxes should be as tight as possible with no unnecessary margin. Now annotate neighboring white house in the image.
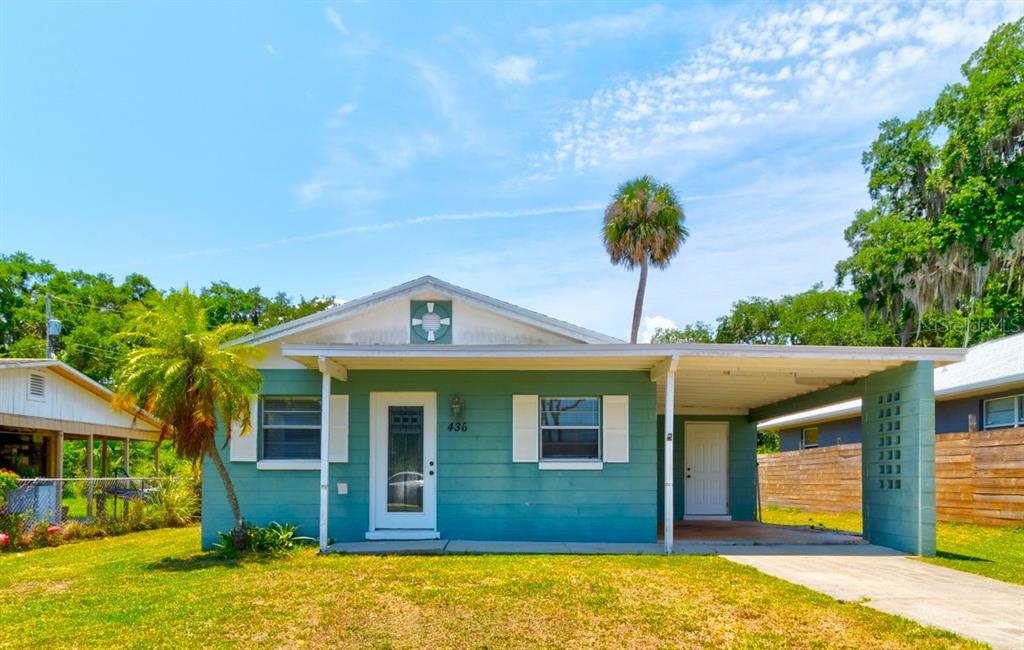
[0,358,162,478]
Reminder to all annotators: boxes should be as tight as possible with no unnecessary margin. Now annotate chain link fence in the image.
[3,476,179,525]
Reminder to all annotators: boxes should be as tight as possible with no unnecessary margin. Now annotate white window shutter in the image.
[603,395,629,463]
[512,394,539,463]
[328,394,349,463]
[230,396,259,462]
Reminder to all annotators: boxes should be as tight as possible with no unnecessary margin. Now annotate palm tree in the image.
[114,289,262,546]
[603,175,688,343]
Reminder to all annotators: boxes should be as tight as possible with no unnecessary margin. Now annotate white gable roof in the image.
[757,332,1024,429]
[233,276,621,347]
[0,359,163,437]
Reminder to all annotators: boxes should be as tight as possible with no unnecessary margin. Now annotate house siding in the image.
[656,414,757,521]
[202,369,657,548]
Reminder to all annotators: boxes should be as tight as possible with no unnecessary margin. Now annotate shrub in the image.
[0,469,18,510]
[214,521,314,556]
[145,479,199,527]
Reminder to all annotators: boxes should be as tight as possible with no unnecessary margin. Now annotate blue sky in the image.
[2,1,1021,340]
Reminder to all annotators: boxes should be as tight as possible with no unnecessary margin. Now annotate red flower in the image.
[46,525,61,535]
[0,533,9,546]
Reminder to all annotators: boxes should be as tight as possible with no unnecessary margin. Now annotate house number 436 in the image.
[447,422,469,432]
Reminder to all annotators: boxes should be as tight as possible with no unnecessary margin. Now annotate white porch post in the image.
[651,354,679,554]
[318,358,331,551]
[123,438,130,473]
[86,434,94,518]
[663,366,676,553]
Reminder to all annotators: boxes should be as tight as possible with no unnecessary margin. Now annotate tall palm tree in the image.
[114,289,262,546]
[603,175,688,343]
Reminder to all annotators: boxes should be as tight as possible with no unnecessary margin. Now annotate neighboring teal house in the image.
[201,277,963,555]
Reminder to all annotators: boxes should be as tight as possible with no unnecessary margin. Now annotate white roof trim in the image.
[759,373,1024,430]
[228,276,622,347]
[282,342,964,362]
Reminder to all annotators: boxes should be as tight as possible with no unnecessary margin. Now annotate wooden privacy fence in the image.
[757,429,1024,526]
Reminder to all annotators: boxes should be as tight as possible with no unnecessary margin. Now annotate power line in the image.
[48,294,130,314]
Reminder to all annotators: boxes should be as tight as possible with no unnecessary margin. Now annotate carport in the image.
[650,344,965,555]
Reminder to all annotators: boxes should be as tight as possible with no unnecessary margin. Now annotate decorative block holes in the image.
[874,391,903,491]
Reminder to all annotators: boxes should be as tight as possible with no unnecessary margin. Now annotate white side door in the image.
[683,421,729,517]
[369,392,437,537]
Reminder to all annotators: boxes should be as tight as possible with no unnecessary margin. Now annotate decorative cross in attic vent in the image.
[410,301,452,343]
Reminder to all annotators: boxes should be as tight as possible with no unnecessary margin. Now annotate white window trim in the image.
[539,396,602,462]
[256,459,319,471]
[539,460,604,471]
[982,394,1024,430]
[261,396,322,461]
[801,426,819,449]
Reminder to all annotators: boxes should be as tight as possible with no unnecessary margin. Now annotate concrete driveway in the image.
[722,545,1024,650]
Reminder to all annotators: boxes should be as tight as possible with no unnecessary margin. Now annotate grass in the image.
[0,527,983,649]
[762,505,1024,585]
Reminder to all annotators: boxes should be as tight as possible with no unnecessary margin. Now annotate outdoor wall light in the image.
[450,394,464,420]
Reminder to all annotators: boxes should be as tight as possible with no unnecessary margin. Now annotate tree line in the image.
[656,18,1023,348]
[0,251,335,384]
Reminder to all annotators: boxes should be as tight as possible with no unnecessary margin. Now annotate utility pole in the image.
[45,294,54,359]
[44,294,61,359]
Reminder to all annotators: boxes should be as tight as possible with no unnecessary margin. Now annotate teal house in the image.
[202,277,963,555]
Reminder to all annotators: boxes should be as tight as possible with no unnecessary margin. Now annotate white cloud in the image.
[265,44,274,55]
[639,315,678,343]
[324,6,351,37]
[327,102,357,128]
[491,56,536,85]
[545,0,1022,171]
[527,5,668,49]
[158,203,605,262]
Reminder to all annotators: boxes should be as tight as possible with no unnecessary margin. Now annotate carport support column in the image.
[86,434,94,518]
[861,362,936,556]
[662,355,679,554]
[318,358,331,551]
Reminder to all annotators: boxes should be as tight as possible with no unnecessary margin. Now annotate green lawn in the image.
[762,506,1024,585]
[0,527,982,649]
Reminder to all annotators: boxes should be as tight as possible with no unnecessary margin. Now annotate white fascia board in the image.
[756,370,1024,430]
[283,343,666,359]
[227,276,621,348]
[757,399,863,430]
[282,342,965,363]
[660,343,966,364]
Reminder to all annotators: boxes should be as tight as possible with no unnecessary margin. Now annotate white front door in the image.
[369,392,437,537]
[683,422,729,517]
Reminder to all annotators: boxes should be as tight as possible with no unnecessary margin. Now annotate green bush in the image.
[145,479,199,527]
[214,521,314,556]
[0,469,18,510]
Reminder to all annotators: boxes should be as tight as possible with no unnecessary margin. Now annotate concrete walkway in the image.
[721,545,1024,650]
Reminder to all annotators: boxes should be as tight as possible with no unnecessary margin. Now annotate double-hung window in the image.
[540,397,601,460]
[983,395,1023,429]
[262,397,321,460]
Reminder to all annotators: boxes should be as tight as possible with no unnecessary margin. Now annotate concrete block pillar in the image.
[861,362,936,556]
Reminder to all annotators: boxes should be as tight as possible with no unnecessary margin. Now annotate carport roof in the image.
[280,343,965,415]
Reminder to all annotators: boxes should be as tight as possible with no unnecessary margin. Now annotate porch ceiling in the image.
[281,343,965,416]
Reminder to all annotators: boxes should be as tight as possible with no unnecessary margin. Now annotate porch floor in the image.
[672,520,865,546]
[323,522,864,555]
